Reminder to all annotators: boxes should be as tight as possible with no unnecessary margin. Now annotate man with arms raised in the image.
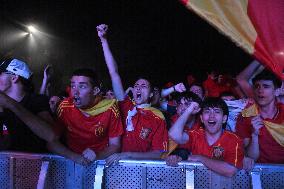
[97,24,168,164]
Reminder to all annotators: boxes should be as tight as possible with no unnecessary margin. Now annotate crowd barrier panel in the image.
[0,152,284,189]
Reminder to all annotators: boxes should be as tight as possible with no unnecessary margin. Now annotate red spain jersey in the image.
[55,97,124,154]
[119,98,168,152]
[236,103,284,163]
[184,128,244,169]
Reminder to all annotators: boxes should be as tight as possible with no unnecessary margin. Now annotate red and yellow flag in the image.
[180,0,284,79]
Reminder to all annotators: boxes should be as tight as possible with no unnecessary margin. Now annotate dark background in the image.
[0,0,253,94]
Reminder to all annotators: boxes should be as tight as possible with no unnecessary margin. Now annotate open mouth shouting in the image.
[73,96,81,105]
[136,92,142,100]
[207,120,217,127]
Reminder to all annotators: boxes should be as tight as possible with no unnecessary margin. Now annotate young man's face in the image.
[133,79,152,105]
[176,97,193,116]
[0,72,14,94]
[105,90,115,99]
[190,85,204,100]
[49,96,61,113]
[200,107,227,135]
[253,80,277,107]
[70,76,97,109]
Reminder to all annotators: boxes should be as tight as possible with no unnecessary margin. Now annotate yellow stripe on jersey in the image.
[80,98,116,116]
[242,104,284,147]
[143,107,165,120]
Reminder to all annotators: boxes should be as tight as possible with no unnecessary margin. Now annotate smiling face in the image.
[253,80,277,107]
[70,76,98,109]
[200,107,227,135]
[133,79,152,105]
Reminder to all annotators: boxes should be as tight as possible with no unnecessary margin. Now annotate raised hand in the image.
[43,65,52,82]
[186,101,201,115]
[174,83,186,93]
[96,24,108,40]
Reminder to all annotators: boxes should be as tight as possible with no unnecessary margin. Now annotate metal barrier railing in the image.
[0,152,284,189]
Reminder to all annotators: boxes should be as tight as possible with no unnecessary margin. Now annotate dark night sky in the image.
[0,0,253,93]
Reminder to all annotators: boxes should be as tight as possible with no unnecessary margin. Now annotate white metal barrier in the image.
[0,152,284,189]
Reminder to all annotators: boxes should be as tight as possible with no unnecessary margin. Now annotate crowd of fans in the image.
[0,24,283,177]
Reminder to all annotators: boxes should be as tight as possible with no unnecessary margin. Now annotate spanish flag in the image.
[180,0,284,79]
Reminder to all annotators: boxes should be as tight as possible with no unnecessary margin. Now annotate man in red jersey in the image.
[167,97,244,177]
[236,70,284,163]
[48,69,123,165]
[96,24,168,165]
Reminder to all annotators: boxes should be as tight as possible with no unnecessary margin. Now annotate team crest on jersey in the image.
[139,127,152,139]
[94,122,105,137]
[212,146,224,160]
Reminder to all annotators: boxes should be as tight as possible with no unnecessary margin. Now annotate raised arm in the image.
[97,24,125,101]
[39,65,51,96]
[161,83,186,98]
[236,60,264,98]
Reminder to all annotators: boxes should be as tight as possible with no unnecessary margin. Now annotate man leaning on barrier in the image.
[166,97,244,177]
[47,68,124,165]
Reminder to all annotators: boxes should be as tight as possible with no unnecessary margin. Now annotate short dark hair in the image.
[201,97,229,128]
[219,91,236,98]
[72,68,99,87]
[175,91,202,106]
[252,70,281,88]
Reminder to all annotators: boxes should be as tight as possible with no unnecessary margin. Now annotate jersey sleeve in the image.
[53,100,69,137]
[108,102,124,138]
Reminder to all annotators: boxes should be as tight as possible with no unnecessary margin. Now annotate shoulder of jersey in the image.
[224,130,241,141]
[106,99,120,118]
[57,99,74,116]
[145,107,165,120]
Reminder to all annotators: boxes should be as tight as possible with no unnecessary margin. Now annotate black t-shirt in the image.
[0,93,50,153]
